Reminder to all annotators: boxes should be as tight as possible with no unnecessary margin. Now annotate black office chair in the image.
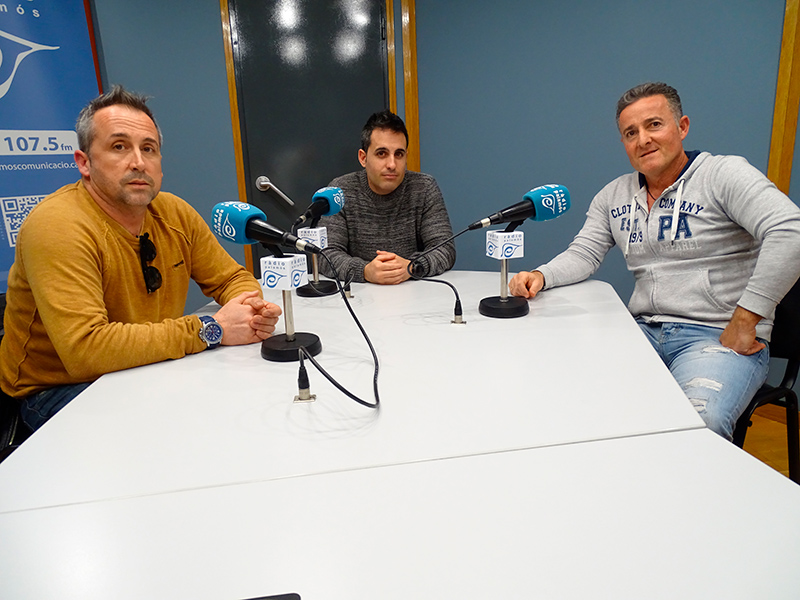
[732,277,800,484]
[0,293,32,463]
[0,391,29,463]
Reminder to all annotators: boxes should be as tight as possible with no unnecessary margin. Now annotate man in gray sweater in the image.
[510,82,800,440]
[319,110,456,284]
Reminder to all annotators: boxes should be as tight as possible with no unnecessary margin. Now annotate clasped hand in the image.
[364,250,412,285]
[213,290,282,345]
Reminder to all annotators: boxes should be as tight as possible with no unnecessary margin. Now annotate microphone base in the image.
[478,296,530,319]
[261,332,322,362]
[296,280,338,297]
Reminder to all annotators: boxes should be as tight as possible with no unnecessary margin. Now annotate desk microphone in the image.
[293,187,345,228]
[468,184,571,229]
[212,202,323,254]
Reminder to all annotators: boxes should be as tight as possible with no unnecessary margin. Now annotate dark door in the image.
[226,0,389,273]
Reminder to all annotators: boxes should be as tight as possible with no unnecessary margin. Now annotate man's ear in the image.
[358,148,367,168]
[74,150,91,178]
[679,115,690,140]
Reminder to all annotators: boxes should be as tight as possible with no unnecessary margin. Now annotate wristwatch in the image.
[198,316,223,349]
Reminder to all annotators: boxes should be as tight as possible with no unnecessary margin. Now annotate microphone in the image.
[468,184,570,230]
[293,187,345,227]
[212,202,323,254]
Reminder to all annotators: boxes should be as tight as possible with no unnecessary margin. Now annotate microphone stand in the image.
[259,244,323,362]
[294,216,338,298]
[478,220,530,318]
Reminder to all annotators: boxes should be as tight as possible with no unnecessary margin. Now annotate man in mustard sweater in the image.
[0,86,281,430]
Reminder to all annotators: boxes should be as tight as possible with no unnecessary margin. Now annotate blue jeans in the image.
[20,382,94,431]
[637,320,769,440]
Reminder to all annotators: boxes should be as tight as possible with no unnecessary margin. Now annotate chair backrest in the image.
[770,276,800,361]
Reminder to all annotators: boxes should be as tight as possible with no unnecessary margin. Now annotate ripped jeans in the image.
[637,320,770,441]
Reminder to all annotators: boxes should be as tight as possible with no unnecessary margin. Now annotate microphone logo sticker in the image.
[540,185,570,216]
[217,201,251,214]
[332,188,345,210]
[486,231,524,260]
[525,185,570,220]
[213,202,260,242]
[297,226,327,249]
[216,213,238,241]
[313,186,345,213]
[262,269,286,289]
[260,254,308,290]
[291,269,305,287]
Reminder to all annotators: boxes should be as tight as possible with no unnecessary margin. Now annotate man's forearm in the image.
[320,248,368,283]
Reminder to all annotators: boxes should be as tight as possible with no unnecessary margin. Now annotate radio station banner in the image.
[0,0,100,292]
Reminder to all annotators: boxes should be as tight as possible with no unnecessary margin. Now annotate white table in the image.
[0,272,703,513]
[1,428,798,600]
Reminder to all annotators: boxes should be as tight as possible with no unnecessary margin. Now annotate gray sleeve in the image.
[410,177,456,277]
[537,192,616,290]
[318,207,369,283]
[714,158,800,317]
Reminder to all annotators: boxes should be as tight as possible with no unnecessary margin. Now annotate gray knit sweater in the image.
[537,152,800,340]
[318,170,456,282]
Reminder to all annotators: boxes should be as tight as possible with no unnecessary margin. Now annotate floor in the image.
[743,403,798,481]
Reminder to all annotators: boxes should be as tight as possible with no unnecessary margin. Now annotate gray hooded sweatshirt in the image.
[537,151,800,341]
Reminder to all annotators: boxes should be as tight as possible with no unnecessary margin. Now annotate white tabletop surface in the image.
[0,271,703,513]
[1,428,797,600]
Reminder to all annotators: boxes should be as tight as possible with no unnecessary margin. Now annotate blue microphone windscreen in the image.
[312,186,345,216]
[524,184,570,221]
[212,201,266,244]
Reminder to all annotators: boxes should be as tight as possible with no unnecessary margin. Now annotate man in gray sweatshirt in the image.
[319,110,456,284]
[509,82,800,440]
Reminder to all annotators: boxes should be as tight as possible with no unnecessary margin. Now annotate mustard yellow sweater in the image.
[1,181,261,397]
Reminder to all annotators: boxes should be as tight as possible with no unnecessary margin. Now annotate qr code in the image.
[2,196,45,248]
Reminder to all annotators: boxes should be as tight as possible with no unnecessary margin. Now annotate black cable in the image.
[290,217,305,235]
[293,251,380,409]
[404,226,470,322]
[408,226,469,276]
[289,224,471,405]
[408,270,464,321]
[300,269,355,297]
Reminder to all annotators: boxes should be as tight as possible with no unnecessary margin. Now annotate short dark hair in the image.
[360,109,409,151]
[76,85,162,153]
[615,82,683,129]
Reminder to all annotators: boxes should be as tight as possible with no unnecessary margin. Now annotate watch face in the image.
[205,322,223,345]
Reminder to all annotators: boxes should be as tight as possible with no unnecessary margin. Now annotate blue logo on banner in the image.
[0,29,59,99]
